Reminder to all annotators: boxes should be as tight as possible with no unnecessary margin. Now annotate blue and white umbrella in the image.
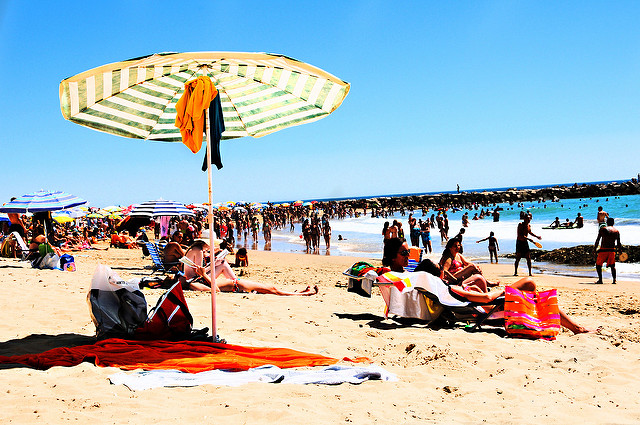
[0,190,87,213]
[128,199,194,218]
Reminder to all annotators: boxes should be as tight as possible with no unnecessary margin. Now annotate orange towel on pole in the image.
[175,76,218,153]
[0,339,369,373]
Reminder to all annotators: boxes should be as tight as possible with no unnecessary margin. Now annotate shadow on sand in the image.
[0,333,96,369]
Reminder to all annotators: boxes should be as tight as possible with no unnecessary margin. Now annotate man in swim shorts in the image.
[594,217,622,284]
[596,206,609,228]
[514,214,541,276]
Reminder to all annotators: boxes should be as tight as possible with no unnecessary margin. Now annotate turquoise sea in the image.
[243,193,640,282]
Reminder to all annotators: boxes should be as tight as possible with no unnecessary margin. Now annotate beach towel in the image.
[504,287,561,340]
[0,339,369,373]
[174,75,217,154]
[109,364,397,390]
[201,92,226,171]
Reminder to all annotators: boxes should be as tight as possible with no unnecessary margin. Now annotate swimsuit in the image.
[448,259,464,275]
[515,239,530,255]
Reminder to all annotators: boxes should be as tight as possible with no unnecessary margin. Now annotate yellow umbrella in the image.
[53,215,74,223]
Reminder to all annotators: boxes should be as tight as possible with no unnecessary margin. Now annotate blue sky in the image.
[1,1,639,207]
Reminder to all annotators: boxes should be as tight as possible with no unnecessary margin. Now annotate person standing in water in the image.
[597,206,609,228]
[477,231,500,263]
[514,214,541,276]
[594,217,622,284]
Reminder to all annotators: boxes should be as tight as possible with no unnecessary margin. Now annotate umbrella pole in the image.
[205,110,218,341]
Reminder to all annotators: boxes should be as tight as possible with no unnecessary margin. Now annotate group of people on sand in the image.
[381,236,592,335]
[161,229,318,296]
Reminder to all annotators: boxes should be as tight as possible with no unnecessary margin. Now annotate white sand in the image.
[1,246,639,424]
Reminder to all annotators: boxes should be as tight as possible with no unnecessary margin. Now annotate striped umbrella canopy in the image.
[129,199,194,218]
[54,207,86,219]
[0,190,87,213]
[59,52,350,142]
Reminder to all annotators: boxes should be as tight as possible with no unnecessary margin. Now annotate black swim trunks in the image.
[515,239,530,255]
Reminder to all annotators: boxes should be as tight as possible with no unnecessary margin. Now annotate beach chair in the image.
[371,270,503,329]
[403,272,503,330]
[12,231,33,261]
[145,242,179,274]
[344,264,442,322]
[405,247,423,272]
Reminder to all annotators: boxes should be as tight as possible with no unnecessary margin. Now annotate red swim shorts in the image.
[596,251,615,267]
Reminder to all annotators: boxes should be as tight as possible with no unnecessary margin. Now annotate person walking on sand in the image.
[594,217,622,284]
[477,231,499,263]
[514,214,541,276]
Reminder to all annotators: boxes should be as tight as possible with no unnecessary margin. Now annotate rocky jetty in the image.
[335,179,640,210]
[505,245,640,266]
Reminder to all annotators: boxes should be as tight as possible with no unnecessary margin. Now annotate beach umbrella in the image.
[52,215,74,224]
[129,199,194,218]
[0,190,87,213]
[86,212,106,218]
[293,200,303,206]
[59,51,349,340]
[0,213,11,223]
[103,205,122,212]
[53,207,86,219]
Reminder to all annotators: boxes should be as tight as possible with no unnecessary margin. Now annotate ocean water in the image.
[240,194,640,281]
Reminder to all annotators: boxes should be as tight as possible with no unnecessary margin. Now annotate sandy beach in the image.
[1,246,639,424]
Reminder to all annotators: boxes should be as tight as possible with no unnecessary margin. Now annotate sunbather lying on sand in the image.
[181,239,318,296]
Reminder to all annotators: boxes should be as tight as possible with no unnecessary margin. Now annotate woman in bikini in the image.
[439,237,499,292]
[182,239,318,295]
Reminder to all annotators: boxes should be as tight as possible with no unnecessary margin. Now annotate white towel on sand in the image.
[109,364,397,391]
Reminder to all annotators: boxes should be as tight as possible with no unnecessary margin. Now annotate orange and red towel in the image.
[174,76,217,154]
[0,338,369,373]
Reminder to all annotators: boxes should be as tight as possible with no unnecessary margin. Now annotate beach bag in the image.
[34,252,61,270]
[135,282,193,340]
[504,287,561,340]
[59,254,75,271]
[88,264,147,339]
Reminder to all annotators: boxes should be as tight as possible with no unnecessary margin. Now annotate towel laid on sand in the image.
[109,364,397,390]
[0,338,369,373]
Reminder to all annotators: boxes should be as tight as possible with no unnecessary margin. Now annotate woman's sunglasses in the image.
[399,249,410,257]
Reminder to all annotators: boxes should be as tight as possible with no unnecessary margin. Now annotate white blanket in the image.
[109,364,398,391]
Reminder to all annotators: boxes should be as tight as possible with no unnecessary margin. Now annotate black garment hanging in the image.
[202,93,226,171]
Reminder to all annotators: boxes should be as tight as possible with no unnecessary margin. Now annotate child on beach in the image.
[476,231,499,263]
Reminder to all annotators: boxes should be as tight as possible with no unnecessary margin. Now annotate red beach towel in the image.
[0,339,369,373]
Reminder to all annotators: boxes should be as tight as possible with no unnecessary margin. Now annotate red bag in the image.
[135,282,193,340]
[504,287,561,340]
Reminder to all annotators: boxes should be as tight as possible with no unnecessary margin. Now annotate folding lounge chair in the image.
[344,266,441,322]
[375,271,503,330]
[145,242,178,274]
[405,247,423,272]
[12,231,34,261]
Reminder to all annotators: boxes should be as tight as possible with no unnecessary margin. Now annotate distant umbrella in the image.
[129,199,194,218]
[0,190,87,213]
